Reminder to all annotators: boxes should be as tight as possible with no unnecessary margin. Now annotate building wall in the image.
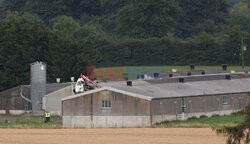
[0,83,71,112]
[63,90,250,128]
[62,90,151,128]
[152,93,250,123]
[0,86,30,110]
[43,85,73,115]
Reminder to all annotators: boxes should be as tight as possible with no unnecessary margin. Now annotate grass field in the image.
[0,113,245,129]
[0,115,62,128]
[91,65,250,80]
[155,113,245,128]
[97,65,250,72]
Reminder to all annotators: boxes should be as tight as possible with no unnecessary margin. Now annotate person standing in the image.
[44,112,51,123]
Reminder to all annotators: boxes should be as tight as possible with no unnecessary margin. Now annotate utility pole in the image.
[241,36,244,69]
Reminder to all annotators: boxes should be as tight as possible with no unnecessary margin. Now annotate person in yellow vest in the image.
[44,112,51,123]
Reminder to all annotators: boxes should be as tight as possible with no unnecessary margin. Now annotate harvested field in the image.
[0,128,225,144]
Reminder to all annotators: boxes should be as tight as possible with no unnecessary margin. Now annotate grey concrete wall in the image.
[63,116,150,128]
[153,109,242,123]
[0,110,26,115]
[152,93,250,123]
[43,85,73,115]
[63,90,249,127]
[0,83,71,111]
[62,90,151,128]
[0,86,30,110]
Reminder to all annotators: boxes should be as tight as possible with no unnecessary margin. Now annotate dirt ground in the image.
[0,128,226,144]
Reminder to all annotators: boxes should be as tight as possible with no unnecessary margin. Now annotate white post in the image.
[182,112,185,121]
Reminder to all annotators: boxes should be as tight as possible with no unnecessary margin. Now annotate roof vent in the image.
[190,64,195,70]
[140,75,145,79]
[225,75,231,80]
[137,75,140,79]
[154,73,159,78]
[222,64,227,71]
[179,78,184,83]
[127,81,132,86]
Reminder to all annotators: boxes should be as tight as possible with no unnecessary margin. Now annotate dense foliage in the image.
[0,0,250,91]
[217,104,250,144]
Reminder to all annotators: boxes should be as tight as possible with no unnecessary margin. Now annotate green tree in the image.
[0,0,26,18]
[0,15,50,91]
[64,0,101,19]
[175,0,228,38]
[100,0,126,14]
[229,1,250,32]
[24,0,67,23]
[217,104,250,144]
[53,16,80,35]
[49,16,98,81]
[116,0,180,38]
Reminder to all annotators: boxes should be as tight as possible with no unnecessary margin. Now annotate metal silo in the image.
[30,62,46,111]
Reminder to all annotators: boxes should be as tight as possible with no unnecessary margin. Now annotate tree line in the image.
[0,0,250,91]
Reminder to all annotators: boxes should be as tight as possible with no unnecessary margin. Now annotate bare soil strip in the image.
[0,128,225,144]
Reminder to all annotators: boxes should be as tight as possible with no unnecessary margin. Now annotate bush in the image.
[188,116,197,120]
[155,120,170,125]
[200,115,208,118]
[211,114,220,117]
[216,104,250,144]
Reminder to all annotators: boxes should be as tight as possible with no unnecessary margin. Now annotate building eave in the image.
[61,86,152,101]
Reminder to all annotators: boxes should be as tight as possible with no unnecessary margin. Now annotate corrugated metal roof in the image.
[19,83,72,95]
[100,78,250,98]
[46,83,72,94]
[62,87,152,101]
